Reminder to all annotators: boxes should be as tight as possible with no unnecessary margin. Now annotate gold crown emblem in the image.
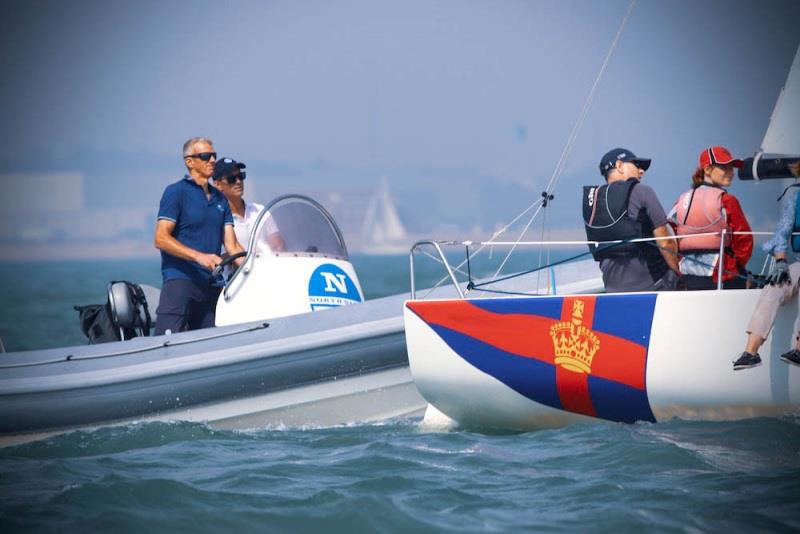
[550,300,600,374]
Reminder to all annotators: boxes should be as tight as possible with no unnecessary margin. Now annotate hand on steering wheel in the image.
[211,252,248,280]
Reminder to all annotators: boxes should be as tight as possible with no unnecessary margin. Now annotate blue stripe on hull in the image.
[427,322,656,424]
[592,294,657,346]
[588,374,655,423]
[430,324,563,411]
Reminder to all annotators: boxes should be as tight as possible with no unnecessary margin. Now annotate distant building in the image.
[0,172,156,259]
[1,172,84,213]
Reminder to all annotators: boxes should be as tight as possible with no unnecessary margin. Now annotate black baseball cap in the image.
[598,148,651,176]
[213,157,246,180]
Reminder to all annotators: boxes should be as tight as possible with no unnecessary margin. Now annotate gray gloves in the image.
[767,259,790,286]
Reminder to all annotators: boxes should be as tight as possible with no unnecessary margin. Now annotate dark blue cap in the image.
[213,157,246,180]
[599,148,651,176]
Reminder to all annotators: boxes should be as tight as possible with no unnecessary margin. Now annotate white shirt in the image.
[232,200,265,249]
[223,201,279,279]
[229,200,280,249]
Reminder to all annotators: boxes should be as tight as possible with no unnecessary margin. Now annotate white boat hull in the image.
[404,289,800,431]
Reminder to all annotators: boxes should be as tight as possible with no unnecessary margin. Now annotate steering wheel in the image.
[211,252,248,280]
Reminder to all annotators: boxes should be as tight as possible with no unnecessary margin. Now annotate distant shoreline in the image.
[0,240,156,262]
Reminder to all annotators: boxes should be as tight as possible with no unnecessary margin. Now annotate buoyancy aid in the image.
[674,184,731,253]
[583,179,654,261]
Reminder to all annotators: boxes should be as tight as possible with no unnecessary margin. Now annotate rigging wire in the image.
[415,0,639,298]
[490,200,546,278]
[421,196,546,299]
[489,0,639,279]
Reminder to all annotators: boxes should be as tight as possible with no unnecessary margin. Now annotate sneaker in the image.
[780,349,800,367]
[733,352,762,370]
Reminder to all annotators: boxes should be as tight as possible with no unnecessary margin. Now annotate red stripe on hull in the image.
[406,299,647,390]
[555,297,597,416]
[556,365,596,417]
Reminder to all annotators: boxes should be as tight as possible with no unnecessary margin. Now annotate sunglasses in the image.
[185,151,217,162]
[223,172,246,184]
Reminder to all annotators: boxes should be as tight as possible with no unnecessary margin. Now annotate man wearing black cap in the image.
[153,138,246,334]
[582,148,680,292]
[212,157,285,257]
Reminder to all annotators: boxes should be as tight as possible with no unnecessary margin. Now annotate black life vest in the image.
[583,179,655,261]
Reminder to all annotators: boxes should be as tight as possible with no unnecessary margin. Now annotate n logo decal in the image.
[308,264,362,311]
[320,272,348,293]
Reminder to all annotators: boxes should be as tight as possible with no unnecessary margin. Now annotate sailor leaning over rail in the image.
[668,146,753,290]
[734,161,800,370]
[583,147,681,293]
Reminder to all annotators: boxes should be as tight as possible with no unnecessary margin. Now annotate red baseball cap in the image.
[699,146,743,168]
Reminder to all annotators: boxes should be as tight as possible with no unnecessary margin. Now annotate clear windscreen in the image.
[251,197,348,259]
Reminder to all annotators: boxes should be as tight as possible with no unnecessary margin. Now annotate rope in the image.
[471,243,624,289]
[0,322,270,369]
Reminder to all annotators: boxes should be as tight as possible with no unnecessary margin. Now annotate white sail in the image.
[360,177,408,250]
[761,45,800,154]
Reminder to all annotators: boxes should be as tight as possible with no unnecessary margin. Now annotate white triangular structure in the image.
[359,177,409,254]
[761,45,800,153]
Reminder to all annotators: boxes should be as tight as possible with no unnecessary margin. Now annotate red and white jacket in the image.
[671,185,753,282]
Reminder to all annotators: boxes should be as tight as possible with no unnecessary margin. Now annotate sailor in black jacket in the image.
[583,148,680,292]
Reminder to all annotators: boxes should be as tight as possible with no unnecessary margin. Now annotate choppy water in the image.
[2,419,799,532]
[1,258,799,532]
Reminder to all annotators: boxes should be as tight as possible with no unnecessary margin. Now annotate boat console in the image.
[215,195,364,326]
[76,194,363,342]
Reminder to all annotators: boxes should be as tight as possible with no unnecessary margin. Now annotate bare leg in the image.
[745,333,765,355]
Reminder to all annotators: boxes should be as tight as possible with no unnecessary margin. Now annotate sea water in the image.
[0,258,798,532]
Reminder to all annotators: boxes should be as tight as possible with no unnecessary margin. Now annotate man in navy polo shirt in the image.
[153,137,245,334]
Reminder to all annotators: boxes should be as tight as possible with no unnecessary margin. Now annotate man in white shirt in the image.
[212,158,285,261]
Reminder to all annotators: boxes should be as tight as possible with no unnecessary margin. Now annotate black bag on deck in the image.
[74,303,120,344]
[74,281,153,344]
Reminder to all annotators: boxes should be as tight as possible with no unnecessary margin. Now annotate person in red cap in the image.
[669,146,753,290]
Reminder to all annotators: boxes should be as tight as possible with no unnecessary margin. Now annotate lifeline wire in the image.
[421,196,546,299]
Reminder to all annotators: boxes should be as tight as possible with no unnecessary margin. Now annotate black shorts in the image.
[154,279,221,335]
[679,274,748,290]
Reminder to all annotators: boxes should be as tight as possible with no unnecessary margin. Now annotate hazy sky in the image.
[1,0,798,237]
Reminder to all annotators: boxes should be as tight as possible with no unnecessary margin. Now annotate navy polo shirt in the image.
[157,175,233,285]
